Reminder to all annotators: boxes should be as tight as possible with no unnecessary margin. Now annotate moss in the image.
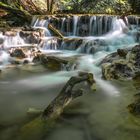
[19,116,56,140]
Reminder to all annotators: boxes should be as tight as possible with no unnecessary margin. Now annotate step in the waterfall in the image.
[32,15,140,37]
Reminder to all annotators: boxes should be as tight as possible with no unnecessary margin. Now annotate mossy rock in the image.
[133,72,140,90]
[128,93,140,116]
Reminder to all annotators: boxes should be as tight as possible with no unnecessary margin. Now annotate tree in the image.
[128,0,140,14]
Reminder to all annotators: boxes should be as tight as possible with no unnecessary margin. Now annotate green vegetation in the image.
[0,0,139,26]
[0,0,140,15]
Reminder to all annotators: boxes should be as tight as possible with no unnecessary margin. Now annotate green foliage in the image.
[58,0,133,14]
[1,0,140,14]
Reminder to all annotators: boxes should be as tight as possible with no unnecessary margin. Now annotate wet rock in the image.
[102,59,134,80]
[128,93,140,116]
[23,59,30,64]
[61,38,83,50]
[101,45,140,80]
[117,49,128,58]
[131,45,140,68]
[10,48,26,58]
[32,52,80,71]
[33,54,68,71]
[4,31,17,36]
[19,31,42,44]
[133,72,140,90]
[100,52,118,64]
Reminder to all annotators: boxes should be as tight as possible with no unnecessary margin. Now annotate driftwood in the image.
[19,72,96,140]
[48,23,64,39]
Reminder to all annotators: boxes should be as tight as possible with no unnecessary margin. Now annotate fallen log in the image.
[19,72,96,140]
[48,24,64,39]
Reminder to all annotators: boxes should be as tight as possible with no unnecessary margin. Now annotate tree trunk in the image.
[48,23,64,39]
[50,0,54,14]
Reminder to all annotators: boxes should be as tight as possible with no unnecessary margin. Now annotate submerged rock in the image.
[128,93,140,116]
[33,54,68,71]
[133,72,140,90]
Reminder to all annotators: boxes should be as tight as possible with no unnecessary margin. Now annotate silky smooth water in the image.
[0,63,139,140]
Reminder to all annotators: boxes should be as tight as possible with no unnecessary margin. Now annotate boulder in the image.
[19,31,42,44]
[10,48,27,58]
[102,59,134,80]
[117,48,128,58]
[33,54,68,71]
[101,45,140,80]
[33,53,80,71]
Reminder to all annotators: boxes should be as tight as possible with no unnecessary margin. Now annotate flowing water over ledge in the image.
[0,15,140,140]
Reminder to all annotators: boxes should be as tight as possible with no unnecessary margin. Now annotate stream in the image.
[0,15,140,140]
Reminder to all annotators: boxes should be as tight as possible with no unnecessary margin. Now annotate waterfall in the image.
[33,15,139,54]
[73,16,79,36]
[89,16,94,36]
[92,16,97,36]
[32,15,140,38]
[3,32,25,49]
[32,18,51,36]
[61,18,66,33]
[39,37,59,50]
[111,17,127,32]
[0,51,10,66]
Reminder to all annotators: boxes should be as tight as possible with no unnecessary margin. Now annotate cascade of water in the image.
[61,18,66,33]
[30,15,138,55]
[73,16,79,36]
[39,37,58,50]
[3,32,25,49]
[32,15,140,38]
[92,16,97,36]
[98,16,103,36]
[33,18,51,36]
[89,16,94,36]
[31,16,38,27]
[112,17,122,31]
[0,51,10,67]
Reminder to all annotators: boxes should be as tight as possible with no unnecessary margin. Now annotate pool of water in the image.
[0,58,140,140]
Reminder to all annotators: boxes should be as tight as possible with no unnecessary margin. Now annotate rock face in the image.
[19,29,44,44]
[101,45,140,80]
[33,53,80,71]
[10,48,27,58]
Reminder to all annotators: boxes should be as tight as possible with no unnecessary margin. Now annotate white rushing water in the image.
[32,15,139,97]
[0,15,139,96]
